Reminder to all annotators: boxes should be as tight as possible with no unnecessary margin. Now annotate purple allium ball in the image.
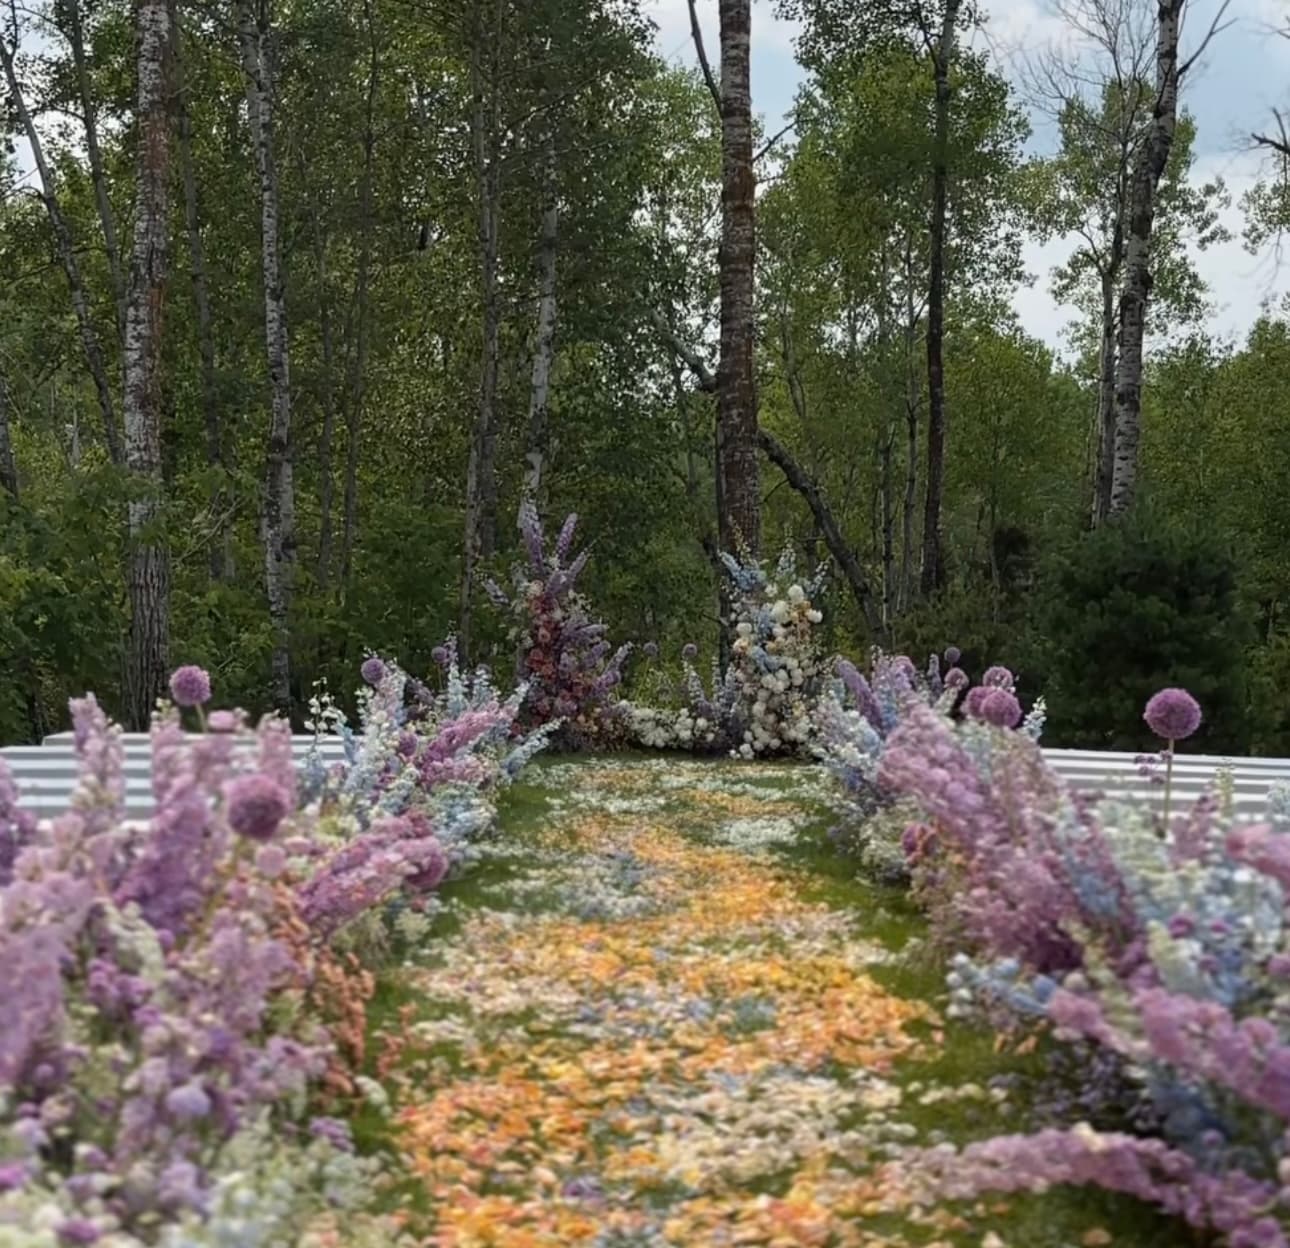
[360,656,387,686]
[407,841,449,893]
[431,645,450,668]
[164,1082,211,1121]
[56,1220,101,1246]
[682,642,699,661]
[944,667,969,692]
[168,665,211,708]
[643,641,659,660]
[963,686,991,720]
[944,645,962,666]
[981,689,1022,729]
[224,774,290,842]
[1143,688,1202,742]
[981,665,1014,690]
[207,710,238,733]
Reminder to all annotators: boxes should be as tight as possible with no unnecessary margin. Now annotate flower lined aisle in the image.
[382,758,1179,1247]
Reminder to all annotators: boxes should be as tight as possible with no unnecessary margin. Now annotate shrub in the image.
[1027,517,1251,752]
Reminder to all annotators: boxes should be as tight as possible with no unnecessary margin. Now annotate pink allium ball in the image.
[981,665,1014,690]
[1143,688,1202,741]
[944,667,969,691]
[207,710,238,733]
[963,686,991,720]
[360,657,386,686]
[981,689,1023,729]
[407,841,449,892]
[224,774,290,842]
[168,665,211,707]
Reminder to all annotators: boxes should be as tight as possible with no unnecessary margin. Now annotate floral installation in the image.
[0,655,549,1243]
[812,649,1044,883]
[621,642,739,753]
[485,496,631,749]
[719,545,828,759]
[876,685,1290,1244]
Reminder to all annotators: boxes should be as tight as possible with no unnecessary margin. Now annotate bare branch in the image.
[755,120,796,163]
[1178,0,1233,79]
[687,0,721,113]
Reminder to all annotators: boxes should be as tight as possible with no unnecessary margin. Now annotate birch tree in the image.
[0,31,121,464]
[237,0,296,712]
[172,0,229,580]
[122,0,174,728]
[0,370,15,499]
[459,0,505,661]
[59,0,128,343]
[1107,0,1227,517]
[524,131,559,512]
[919,0,960,595]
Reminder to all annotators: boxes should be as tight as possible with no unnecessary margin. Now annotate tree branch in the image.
[687,0,721,113]
[652,309,716,391]
[758,427,884,638]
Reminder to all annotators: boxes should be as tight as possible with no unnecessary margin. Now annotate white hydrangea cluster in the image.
[622,704,718,751]
[727,572,826,760]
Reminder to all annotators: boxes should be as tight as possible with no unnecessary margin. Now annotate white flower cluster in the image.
[728,576,826,760]
[622,703,718,751]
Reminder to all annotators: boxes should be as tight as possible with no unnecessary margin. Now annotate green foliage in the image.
[1024,516,1252,752]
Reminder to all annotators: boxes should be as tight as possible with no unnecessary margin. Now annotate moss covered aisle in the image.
[375,759,1180,1247]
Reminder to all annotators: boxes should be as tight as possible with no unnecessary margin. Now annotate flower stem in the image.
[1161,741,1174,838]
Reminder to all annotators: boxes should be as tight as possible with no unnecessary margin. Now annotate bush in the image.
[1026,517,1251,752]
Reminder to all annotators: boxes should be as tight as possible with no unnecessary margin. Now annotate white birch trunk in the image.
[0,36,121,464]
[237,0,296,712]
[524,133,559,508]
[1109,0,1182,517]
[65,0,127,342]
[122,0,173,729]
[0,371,16,499]
[172,0,229,581]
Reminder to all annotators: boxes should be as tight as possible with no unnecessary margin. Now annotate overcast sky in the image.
[646,0,1290,354]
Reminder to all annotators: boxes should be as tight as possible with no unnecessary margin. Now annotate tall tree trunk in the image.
[341,0,379,586]
[1109,0,1182,518]
[122,0,174,730]
[1091,273,1118,524]
[920,0,958,597]
[0,371,16,499]
[64,0,127,341]
[312,212,339,587]
[0,37,121,465]
[459,0,504,661]
[525,131,559,512]
[173,2,229,581]
[716,0,760,558]
[899,245,920,615]
[237,0,295,713]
